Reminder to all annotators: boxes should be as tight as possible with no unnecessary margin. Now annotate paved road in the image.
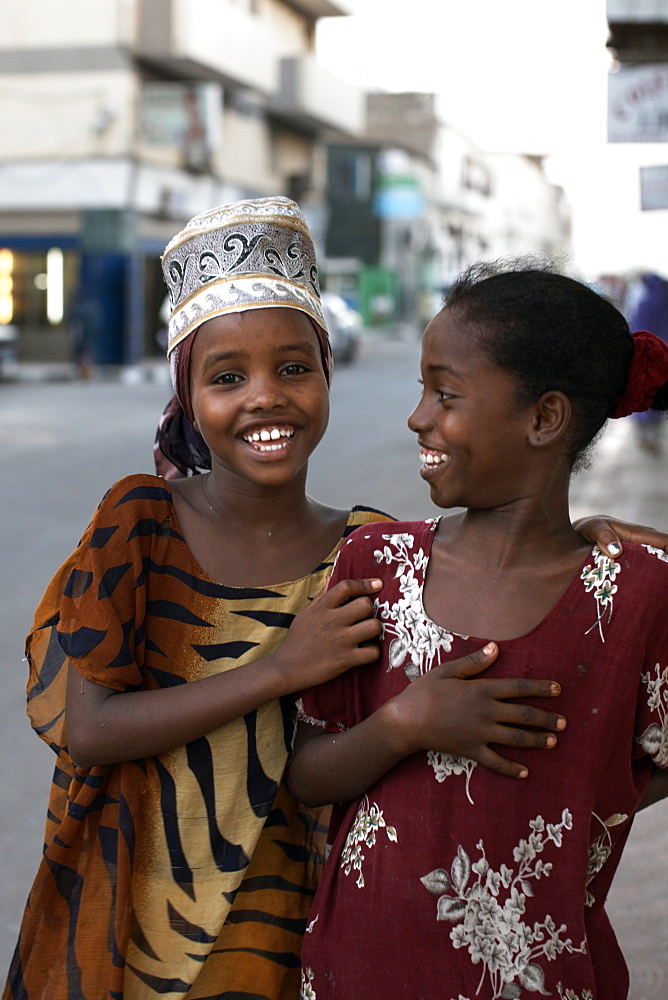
[1,335,667,993]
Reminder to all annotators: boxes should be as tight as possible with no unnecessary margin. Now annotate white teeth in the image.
[255,441,289,452]
[243,427,295,450]
[420,449,448,466]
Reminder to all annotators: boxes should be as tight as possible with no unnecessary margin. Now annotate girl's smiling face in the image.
[408,306,538,512]
[190,307,330,490]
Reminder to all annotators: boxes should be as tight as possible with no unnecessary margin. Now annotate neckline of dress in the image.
[412,519,597,646]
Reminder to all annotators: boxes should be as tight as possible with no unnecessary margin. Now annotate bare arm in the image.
[66,577,382,767]
[574,514,668,558]
[288,644,566,806]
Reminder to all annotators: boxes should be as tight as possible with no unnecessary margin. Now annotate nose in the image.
[407,390,431,434]
[244,373,288,411]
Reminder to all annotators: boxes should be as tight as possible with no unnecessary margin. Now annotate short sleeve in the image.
[55,477,177,690]
[297,532,370,733]
[26,476,170,755]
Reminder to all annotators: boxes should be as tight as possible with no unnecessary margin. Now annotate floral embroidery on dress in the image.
[373,528,482,797]
[580,546,621,642]
[556,986,593,1000]
[373,528,459,680]
[300,967,316,999]
[644,543,668,563]
[422,810,586,1000]
[637,661,668,765]
[340,795,397,888]
[428,750,478,805]
[585,811,629,906]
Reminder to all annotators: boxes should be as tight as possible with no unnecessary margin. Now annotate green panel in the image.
[358,267,397,327]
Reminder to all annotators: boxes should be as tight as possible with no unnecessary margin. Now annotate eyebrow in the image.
[426,363,467,379]
[200,350,244,370]
[200,340,318,369]
[275,340,319,355]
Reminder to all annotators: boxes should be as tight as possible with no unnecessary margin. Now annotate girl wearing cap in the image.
[5,200,666,1000]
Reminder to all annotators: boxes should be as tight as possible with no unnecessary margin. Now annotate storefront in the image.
[0,236,77,362]
[0,215,171,365]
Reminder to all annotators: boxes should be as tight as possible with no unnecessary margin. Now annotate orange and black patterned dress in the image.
[4,474,392,1000]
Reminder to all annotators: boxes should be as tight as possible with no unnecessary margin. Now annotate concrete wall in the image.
[0,70,136,161]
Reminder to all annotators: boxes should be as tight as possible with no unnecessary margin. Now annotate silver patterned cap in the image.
[161,196,327,355]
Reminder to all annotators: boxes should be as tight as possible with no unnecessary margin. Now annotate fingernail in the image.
[550,683,561,695]
[556,717,567,730]
[607,542,621,556]
[370,579,383,589]
[546,735,557,748]
[483,642,496,654]
[519,768,528,779]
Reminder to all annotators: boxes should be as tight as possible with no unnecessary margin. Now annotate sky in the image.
[316,0,668,278]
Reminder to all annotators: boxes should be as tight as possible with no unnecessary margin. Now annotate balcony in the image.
[607,0,668,63]
[136,0,278,94]
[608,0,668,20]
[281,0,350,17]
[270,54,363,135]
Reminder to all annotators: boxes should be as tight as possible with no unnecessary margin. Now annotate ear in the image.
[527,391,572,447]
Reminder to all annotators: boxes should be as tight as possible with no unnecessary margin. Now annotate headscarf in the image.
[154,196,332,478]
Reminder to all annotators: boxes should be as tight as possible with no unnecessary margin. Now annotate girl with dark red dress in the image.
[290,262,668,1000]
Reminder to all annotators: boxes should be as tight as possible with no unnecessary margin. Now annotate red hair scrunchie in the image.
[610,329,668,418]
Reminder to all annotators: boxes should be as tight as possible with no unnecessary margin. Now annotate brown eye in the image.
[281,363,310,376]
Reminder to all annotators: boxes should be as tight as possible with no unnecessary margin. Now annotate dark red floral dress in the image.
[298,519,668,1000]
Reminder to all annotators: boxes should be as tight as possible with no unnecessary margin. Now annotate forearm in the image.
[66,652,293,767]
[288,702,409,806]
[65,576,386,768]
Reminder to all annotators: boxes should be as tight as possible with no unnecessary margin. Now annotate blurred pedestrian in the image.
[67,288,101,379]
[626,271,668,455]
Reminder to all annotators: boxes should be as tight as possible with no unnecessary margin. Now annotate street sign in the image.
[608,64,668,142]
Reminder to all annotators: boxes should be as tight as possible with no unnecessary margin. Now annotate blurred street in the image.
[1,333,668,993]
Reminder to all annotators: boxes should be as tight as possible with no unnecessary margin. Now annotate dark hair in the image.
[443,258,654,464]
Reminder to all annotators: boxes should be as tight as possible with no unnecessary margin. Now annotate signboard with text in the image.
[608,64,668,142]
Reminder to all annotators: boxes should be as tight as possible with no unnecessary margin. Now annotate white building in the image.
[327,93,571,329]
[0,0,361,362]
[483,154,571,263]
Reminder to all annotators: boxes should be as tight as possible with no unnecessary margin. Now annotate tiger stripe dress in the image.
[4,474,392,1000]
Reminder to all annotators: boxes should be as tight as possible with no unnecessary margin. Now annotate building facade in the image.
[0,0,361,363]
[324,92,571,331]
